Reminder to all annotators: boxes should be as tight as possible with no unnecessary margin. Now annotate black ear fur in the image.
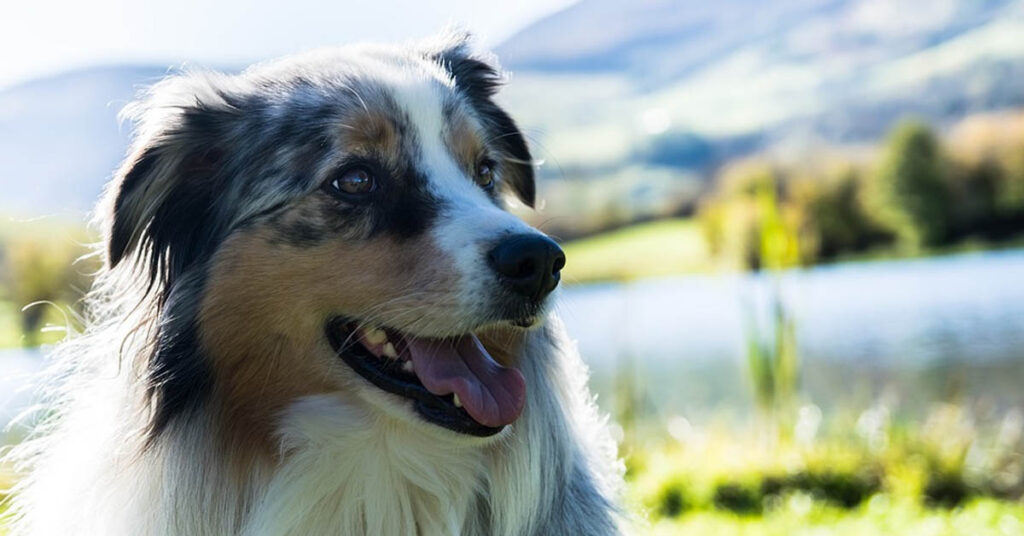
[107,94,238,298]
[428,35,536,208]
[105,80,241,442]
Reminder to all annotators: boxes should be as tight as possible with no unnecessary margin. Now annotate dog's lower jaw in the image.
[249,316,624,536]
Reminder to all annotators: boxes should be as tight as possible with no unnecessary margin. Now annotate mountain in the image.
[2,0,1024,217]
[495,0,1024,167]
[499,0,1019,83]
[0,66,172,215]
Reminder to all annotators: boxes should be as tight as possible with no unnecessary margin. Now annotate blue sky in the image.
[0,0,577,89]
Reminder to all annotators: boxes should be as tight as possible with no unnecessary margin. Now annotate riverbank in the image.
[561,217,1024,284]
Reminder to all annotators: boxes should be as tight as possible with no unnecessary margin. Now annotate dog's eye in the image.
[476,158,496,190]
[327,167,376,197]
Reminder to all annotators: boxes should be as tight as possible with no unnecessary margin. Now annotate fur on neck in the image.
[6,317,624,536]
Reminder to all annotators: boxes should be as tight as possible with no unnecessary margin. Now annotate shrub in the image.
[866,120,951,248]
[787,471,880,508]
[924,471,972,508]
[654,479,691,518]
[792,168,893,261]
[758,468,882,509]
[713,482,763,515]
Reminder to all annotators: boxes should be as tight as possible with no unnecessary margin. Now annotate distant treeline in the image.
[698,113,1024,269]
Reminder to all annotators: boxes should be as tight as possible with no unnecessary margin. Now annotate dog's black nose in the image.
[488,234,566,300]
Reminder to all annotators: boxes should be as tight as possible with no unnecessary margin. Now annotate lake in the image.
[3,249,1023,430]
[561,249,1024,417]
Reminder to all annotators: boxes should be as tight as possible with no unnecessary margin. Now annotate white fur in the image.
[383,71,540,331]
[6,315,625,535]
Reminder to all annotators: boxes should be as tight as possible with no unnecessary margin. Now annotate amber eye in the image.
[476,158,496,189]
[327,167,376,197]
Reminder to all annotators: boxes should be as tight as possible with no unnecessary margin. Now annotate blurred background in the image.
[3,0,1024,534]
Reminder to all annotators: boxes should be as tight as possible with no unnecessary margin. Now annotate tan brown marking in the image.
[197,199,461,458]
[338,109,402,166]
[444,109,486,176]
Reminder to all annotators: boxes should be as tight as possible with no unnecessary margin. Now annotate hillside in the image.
[2,0,1024,218]
[496,0,1024,167]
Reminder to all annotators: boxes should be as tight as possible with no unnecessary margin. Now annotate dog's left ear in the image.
[425,33,536,208]
[103,73,239,290]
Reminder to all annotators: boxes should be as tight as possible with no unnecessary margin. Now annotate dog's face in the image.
[105,36,564,444]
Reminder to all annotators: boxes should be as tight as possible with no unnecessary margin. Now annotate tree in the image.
[869,121,951,248]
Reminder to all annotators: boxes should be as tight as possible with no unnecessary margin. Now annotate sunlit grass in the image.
[616,396,1024,534]
[560,218,713,284]
[557,214,1024,286]
[0,396,1021,534]
[649,498,1024,536]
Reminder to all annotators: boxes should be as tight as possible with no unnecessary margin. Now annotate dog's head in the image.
[104,33,564,443]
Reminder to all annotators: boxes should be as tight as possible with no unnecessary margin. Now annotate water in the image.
[3,249,1023,428]
[556,249,1024,415]
[559,249,1024,368]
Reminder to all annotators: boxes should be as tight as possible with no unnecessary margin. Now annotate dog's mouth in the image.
[326,318,526,437]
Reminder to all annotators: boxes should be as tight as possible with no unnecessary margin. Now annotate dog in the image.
[4,32,624,535]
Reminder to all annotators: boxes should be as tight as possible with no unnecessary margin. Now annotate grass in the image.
[615,394,1024,535]
[558,217,1024,285]
[649,498,1024,536]
[560,218,713,284]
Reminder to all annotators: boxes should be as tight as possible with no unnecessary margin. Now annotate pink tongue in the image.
[405,334,526,428]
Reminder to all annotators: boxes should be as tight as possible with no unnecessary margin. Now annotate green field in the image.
[649,499,1024,535]
[560,218,714,284]
[620,415,1024,535]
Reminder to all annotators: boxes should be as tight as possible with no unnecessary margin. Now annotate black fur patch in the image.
[110,101,242,292]
[147,273,213,441]
[314,157,443,242]
[109,89,343,440]
[429,45,536,207]
[372,166,442,239]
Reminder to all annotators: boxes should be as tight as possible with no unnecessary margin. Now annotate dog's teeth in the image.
[452,394,462,408]
[401,361,414,373]
[364,328,388,345]
[382,342,398,358]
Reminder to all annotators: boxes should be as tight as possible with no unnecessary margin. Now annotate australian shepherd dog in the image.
[4,32,624,535]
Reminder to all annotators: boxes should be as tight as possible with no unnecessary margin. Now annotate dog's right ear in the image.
[424,31,537,208]
[105,73,239,288]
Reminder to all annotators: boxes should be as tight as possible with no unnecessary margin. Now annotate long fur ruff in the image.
[7,285,623,535]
